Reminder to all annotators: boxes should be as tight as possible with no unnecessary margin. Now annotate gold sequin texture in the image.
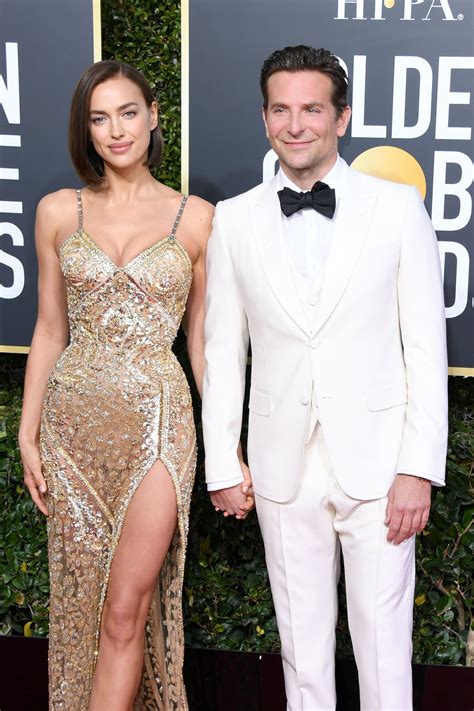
[40,194,196,710]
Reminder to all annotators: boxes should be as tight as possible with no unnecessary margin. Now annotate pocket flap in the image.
[249,388,272,416]
[367,382,408,411]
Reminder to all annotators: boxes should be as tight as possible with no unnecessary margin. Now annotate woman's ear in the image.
[150,101,159,130]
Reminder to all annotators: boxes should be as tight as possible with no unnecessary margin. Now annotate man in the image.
[202,45,448,710]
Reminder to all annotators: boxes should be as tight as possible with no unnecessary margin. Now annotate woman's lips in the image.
[109,142,133,153]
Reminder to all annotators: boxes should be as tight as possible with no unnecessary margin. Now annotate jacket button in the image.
[300,394,309,405]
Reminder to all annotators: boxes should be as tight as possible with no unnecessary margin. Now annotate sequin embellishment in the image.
[40,193,196,710]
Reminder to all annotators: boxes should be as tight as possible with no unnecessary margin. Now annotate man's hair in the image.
[260,45,348,116]
[69,60,163,187]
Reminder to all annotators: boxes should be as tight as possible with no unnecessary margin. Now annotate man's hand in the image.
[210,461,255,520]
[210,484,248,518]
[385,473,432,544]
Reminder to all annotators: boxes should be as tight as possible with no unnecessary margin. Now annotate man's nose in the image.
[287,113,304,136]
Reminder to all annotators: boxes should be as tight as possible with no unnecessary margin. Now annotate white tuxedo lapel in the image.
[313,168,376,335]
[251,176,310,335]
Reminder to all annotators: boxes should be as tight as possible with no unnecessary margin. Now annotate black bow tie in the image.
[278,181,336,219]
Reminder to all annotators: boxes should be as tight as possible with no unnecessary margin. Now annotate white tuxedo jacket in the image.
[202,160,448,502]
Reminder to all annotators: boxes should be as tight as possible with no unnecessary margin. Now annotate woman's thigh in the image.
[105,460,178,614]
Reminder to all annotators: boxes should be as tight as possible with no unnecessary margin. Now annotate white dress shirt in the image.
[278,155,346,438]
[278,155,346,332]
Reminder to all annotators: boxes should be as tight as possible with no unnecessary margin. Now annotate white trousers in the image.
[255,424,415,711]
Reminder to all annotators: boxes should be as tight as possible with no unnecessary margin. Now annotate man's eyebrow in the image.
[269,100,325,108]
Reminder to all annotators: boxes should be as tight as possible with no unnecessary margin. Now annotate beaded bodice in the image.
[59,193,192,356]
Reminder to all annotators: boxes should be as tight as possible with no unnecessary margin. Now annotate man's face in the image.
[262,70,351,187]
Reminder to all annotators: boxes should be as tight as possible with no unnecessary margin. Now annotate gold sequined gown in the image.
[40,192,196,710]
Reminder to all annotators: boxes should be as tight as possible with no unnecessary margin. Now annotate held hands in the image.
[19,437,49,516]
[210,461,255,521]
[385,473,431,545]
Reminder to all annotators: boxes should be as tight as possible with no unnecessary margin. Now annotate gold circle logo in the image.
[350,146,427,199]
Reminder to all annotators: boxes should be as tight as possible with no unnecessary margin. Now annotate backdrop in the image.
[188,0,473,374]
[0,0,100,352]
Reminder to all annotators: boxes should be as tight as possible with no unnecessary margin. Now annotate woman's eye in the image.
[123,111,136,119]
[91,117,106,125]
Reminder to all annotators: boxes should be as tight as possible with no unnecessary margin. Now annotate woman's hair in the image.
[69,60,163,186]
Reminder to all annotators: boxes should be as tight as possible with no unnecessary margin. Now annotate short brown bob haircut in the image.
[69,60,163,187]
[260,45,349,117]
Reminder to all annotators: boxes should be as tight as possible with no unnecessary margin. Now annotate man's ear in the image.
[337,105,351,138]
[262,107,269,139]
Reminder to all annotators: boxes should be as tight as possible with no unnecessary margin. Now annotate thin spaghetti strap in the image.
[76,189,83,230]
[169,195,188,240]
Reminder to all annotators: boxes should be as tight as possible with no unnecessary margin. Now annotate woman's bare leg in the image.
[88,461,178,711]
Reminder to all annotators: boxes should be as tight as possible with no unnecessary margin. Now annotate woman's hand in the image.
[18,192,70,520]
[19,437,49,516]
[236,460,255,520]
[210,461,255,520]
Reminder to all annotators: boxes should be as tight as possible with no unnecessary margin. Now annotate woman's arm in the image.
[184,197,254,519]
[182,196,214,398]
[18,194,70,515]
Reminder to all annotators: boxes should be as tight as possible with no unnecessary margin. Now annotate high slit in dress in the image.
[40,191,196,710]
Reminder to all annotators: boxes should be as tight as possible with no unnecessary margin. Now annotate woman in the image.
[19,60,250,710]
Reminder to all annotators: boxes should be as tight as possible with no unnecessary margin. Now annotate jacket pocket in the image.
[367,381,408,411]
[249,387,272,416]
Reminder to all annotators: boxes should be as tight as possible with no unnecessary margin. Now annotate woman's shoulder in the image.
[185,193,214,221]
[37,188,79,221]
[187,195,214,216]
[181,197,214,250]
[156,182,213,222]
[36,188,82,245]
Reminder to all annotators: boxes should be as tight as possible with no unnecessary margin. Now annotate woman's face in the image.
[88,75,157,172]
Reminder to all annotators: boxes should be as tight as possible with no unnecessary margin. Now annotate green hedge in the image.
[102,0,181,190]
[0,0,472,668]
[1,354,473,663]
[0,356,48,637]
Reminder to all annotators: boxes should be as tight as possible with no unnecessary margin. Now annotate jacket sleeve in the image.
[396,186,448,485]
[202,201,249,490]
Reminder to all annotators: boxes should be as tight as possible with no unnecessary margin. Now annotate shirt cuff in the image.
[207,475,245,492]
[397,472,439,485]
